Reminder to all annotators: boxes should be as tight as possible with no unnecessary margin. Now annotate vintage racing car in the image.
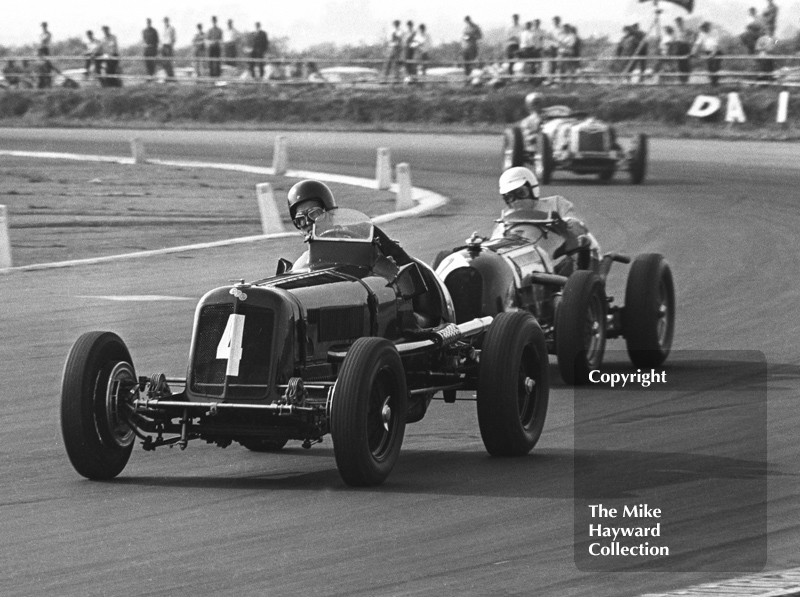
[433,206,674,384]
[61,208,550,487]
[502,105,648,184]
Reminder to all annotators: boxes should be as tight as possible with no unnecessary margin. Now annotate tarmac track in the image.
[0,128,798,597]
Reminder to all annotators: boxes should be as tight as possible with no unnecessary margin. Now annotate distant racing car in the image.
[503,105,648,184]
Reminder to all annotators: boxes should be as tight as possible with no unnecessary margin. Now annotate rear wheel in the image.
[556,271,607,385]
[61,331,137,480]
[624,253,675,368]
[477,312,549,456]
[629,133,648,184]
[537,133,554,185]
[502,126,525,170]
[331,338,407,486]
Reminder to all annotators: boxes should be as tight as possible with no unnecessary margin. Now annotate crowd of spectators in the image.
[0,2,796,90]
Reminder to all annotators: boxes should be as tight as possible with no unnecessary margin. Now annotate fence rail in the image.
[2,52,800,89]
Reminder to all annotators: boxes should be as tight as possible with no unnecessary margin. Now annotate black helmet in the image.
[287,179,337,220]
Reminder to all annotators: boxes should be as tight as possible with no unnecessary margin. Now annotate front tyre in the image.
[477,312,549,456]
[623,253,675,368]
[556,271,607,385]
[61,331,137,480]
[537,133,554,185]
[331,338,407,486]
[629,133,648,184]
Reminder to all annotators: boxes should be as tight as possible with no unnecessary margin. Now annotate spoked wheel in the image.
[623,253,675,368]
[61,331,138,480]
[556,271,607,385]
[331,337,407,486]
[477,311,549,456]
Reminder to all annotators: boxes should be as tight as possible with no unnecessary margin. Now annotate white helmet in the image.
[499,166,540,199]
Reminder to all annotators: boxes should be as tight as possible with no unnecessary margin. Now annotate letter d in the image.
[687,95,721,119]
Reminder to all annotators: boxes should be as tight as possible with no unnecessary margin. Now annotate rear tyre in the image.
[537,133,554,185]
[629,133,648,184]
[331,338,407,486]
[624,253,675,368]
[556,271,607,385]
[502,126,526,170]
[61,331,137,480]
[477,312,549,456]
[239,438,289,452]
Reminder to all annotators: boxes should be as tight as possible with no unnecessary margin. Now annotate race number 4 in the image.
[216,314,245,377]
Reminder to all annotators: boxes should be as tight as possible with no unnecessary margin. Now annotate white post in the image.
[131,138,146,164]
[777,91,789,124]
[272,135,288,175]
[0,205,12,269]
[256,183,286,234]
[395,163,414,211]
[375,147,392,190]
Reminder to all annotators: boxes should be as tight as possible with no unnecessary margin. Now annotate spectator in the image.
[207,16,223,77]
[525,19,547,79]
[616,26,637,73]
[142,19,159,80]
[692,21,723,86]
[462,15,482,77]
[223,19,240,68]
[505,14,522,76]
[2,60,23,88]
[250,22,269,79]
[162,17,176,81]
[192,24,206,77]
[403,20,418,78]
[546,16,562,79]
[556,24,580,80]
[673,16,693,83]
[384,20,403,80]
[35,49,54,89]
[39,22,52,56]
[101,25,122,87]
[629,23,648,74]
[741,7,766,54]
[660,25,677,79]
[762,0,778,36]
[84,30,102,78]
[416,24,431,76]
[755,32,778,81]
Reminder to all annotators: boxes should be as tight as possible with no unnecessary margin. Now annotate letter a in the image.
[687,95,721,118]
[725,93,747,123]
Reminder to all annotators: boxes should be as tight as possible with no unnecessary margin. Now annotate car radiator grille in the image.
[190,303,275,399]
[578,130,607,153]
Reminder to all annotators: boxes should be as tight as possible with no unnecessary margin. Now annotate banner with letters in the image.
[639,0,694,13]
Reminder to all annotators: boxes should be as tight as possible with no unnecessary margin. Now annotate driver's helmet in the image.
[525,91,543,114]
[499,166,540,204]
[287,179,337,229]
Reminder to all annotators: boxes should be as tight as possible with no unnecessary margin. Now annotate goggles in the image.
[503,185,537,204]
[293,206,325,230]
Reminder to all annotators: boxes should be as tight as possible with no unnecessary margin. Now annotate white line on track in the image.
[77,295,196,301]
[639,567,800,597]
[0,150,449,273]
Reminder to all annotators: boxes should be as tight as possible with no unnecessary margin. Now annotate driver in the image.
[286,179,413,271]
[494,166,599,276]
[520,91,543,143]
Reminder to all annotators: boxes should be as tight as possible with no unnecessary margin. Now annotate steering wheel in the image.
[317,226,358,239]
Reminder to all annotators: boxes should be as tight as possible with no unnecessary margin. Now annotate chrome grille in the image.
[578,130,607,153]
[191,303,275,399]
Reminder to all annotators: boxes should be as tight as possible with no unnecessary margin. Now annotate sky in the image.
[3,0,798,50]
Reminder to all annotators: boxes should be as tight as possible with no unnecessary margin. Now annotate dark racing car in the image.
[433,206,675,385]
[61,208,550,487]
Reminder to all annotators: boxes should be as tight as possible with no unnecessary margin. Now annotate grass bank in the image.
[0,85,798,140]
